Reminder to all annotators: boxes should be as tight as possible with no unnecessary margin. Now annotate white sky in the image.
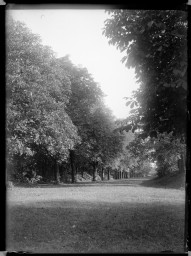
[7,8,139,119]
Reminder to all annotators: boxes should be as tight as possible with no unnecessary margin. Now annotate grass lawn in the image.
[6,179,186,253]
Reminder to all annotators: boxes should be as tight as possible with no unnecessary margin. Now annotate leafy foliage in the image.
[103,10,187,178]
[6,17,124,183]
[126,131,186,177]
[153,132,186,177]
[103,10,187,137]
[6,18,80,164]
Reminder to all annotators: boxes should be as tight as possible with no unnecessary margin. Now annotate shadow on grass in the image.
[14,178,150,189]
[13,173,186,190]
[7,198,185,253]
[140,172,186,190]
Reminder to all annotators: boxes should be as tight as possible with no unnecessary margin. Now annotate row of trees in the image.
[103,9,187,177]
[6,17,127,183]
[7,10,184,183]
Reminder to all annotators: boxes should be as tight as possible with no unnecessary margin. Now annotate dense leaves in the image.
[103,10,187,137]
[103,9,187,177]
[6,18,80,162]
[6,17,124,183]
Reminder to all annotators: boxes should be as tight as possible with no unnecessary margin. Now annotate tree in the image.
[152,132,186,177]
[57,56,124,182]
[6,17,125,184]
[6,18,80,182]
[103,10,187,137]
[56,57,106,182]
[103,10,187,177]
[90,106,124,180]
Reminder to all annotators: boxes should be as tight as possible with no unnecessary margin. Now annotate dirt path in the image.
[7,179,185,253]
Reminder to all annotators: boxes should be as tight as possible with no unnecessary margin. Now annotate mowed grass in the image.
[7,179,185,253]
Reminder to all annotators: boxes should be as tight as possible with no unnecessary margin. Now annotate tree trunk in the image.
[101,166,104,181]
[55,161,60,184]
[50,162,53,180]
[107,168,110,180]
[81,169,84,178]
[60,165,65,182]
[62,166,68,183]
[92,162,97,181]
[178,153,185,173]
[70,150,76,183]
[43,160,46,178]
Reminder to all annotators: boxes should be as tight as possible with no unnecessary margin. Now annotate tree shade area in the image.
[103,9,187,177]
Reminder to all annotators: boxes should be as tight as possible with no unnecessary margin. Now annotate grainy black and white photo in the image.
[6,5,187,253]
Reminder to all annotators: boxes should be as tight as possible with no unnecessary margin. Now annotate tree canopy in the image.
[6,18,80,163]
[6,17,124,183]
[103,9,187,177]
[103,10,187,138]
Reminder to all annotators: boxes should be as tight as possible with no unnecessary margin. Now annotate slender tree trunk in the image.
[81,169,84,178]
[92,162,97,181]
[46,162,48,180]
[54,161,56,181]
[70,150,76,183]
[55,161,60,184]
[60,165,64,182]
[63,166,67,183]
[107,168,110,180]
[50,162,53,180]
[178,153,185,173]
[43,160,46,178]
[101,166,104,181]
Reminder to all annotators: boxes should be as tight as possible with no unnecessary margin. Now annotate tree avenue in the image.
[7,10,186,184]
[6,17,125,184]
[103,9,187,177]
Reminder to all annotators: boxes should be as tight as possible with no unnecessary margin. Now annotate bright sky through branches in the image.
[8,8,139,119]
